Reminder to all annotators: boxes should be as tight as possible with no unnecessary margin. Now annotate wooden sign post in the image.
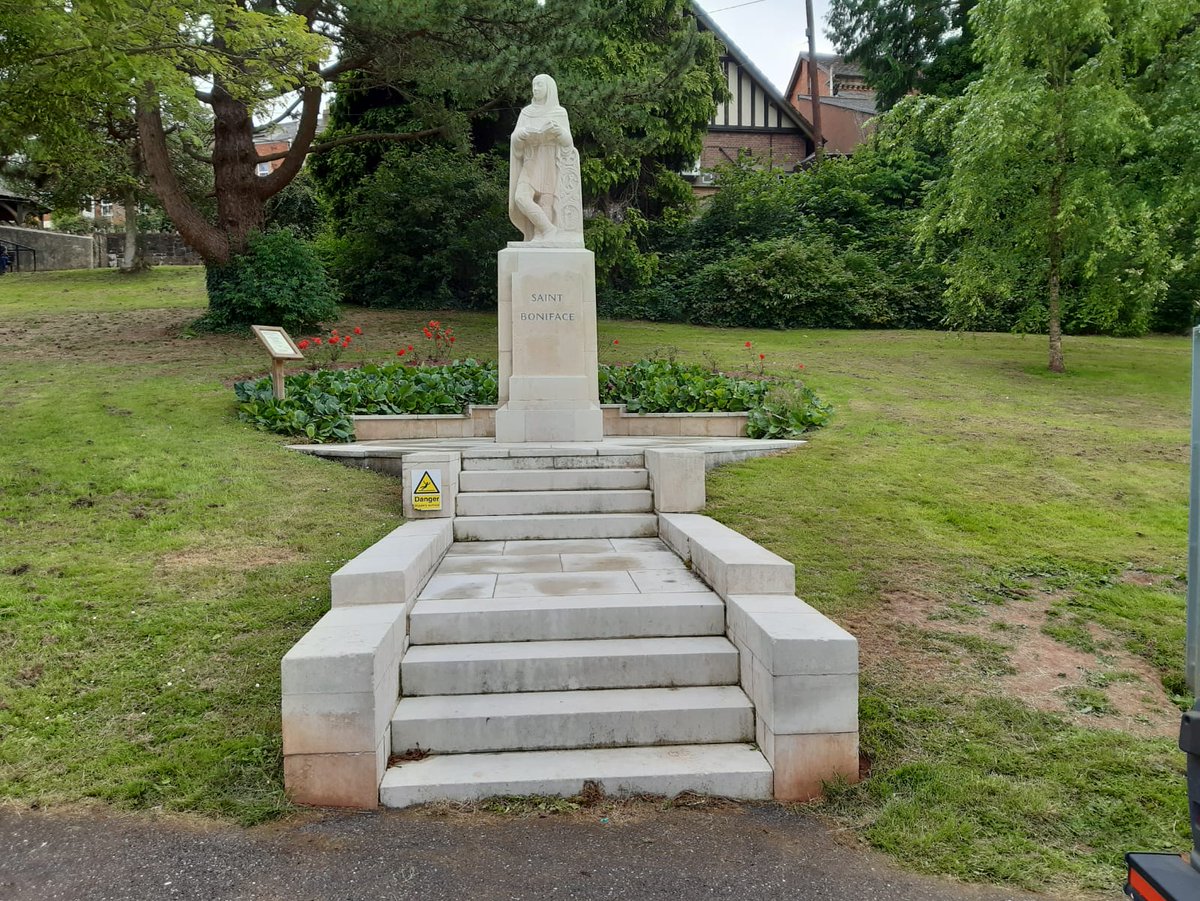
[251,325,305,400]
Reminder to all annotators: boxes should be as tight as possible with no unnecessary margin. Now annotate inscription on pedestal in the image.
[512,269,584,378]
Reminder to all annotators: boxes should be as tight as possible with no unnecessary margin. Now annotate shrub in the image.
[200,229,339,333]
[325,146,509,310]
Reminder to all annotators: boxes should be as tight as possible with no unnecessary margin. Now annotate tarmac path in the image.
[0,802,1102,901]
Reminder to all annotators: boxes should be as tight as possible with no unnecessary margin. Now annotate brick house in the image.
[688,6,816,193]
[785,53,878,155]
[252,116,327,177]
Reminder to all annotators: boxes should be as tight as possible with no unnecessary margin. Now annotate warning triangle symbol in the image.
[414,472,439,494]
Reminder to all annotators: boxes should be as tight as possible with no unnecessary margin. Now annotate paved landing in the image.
[418,538,709,601]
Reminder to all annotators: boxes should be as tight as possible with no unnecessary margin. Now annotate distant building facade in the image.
[786,53,878,156]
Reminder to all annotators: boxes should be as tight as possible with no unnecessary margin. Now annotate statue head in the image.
[530,74,559,109]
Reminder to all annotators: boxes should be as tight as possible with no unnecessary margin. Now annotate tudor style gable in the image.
[689,5,814,187]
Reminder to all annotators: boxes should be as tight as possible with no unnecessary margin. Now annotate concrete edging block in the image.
[401,452,462,521]
[330,519,454,608]
[644,448,705,513]
[726,595,858,677]
[282,603,407,808]
[656,514,794,598]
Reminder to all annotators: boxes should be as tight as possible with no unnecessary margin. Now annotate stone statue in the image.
[508,74,584,247]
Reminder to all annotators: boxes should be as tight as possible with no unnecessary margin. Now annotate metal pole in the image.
[804,0,824,165]
[1189,325,1200,694]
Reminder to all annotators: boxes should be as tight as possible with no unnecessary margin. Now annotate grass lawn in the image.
[0,267,1190,894]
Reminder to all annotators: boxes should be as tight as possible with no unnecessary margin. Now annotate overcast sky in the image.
[693,0,836,93]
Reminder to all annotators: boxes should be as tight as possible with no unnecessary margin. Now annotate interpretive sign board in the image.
[251,325,304,400]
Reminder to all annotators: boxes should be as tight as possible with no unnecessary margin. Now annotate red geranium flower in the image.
[612,339,619,345]
[449,336,456,343]
[744,341,752,348]
[797,363,805,370]
[397,349,406,357]
[423,328,432,338]
[759,353,765,360]
[343,336,351,346]
[298,339,309,349]
[407,344,414,352]
[313,337,323,345]
[353,327,362,335]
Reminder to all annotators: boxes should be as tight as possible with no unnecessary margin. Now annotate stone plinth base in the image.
[497,245,601,443]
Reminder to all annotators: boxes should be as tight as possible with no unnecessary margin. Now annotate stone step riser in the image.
[456,490,653,517]
[453,514,659,541]
[409,593,724,644]
[401,637,739,696]
[379,744,773,808]
[459,469,649,492]
[391,687,753,754]
[461,454,645,472]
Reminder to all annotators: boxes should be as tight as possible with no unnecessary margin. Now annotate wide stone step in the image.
[459,468,649,493]
[453,513,658,541]
[409,591,724,643]
[401,636,738,695]
[456,489,653,517]
[379,743,773,807]
[391,686,754,754]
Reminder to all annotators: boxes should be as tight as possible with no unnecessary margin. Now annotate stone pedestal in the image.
[495,245,603,443]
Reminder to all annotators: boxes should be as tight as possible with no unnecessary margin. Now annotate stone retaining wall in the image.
[353,405,749,441]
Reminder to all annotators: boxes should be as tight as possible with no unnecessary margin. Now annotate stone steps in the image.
[391,685,753,754]
[456,488,653,517]
[400,636,739,696]
[409,591,725,643]
[453,513,659,541]
[459,468,649,492]
[379,743,772,807]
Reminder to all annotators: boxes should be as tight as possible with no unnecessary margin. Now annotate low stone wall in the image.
[101,232,202,267]
[281,519,453,807]
[0,225,96,271]
[352,404,749,441]
[659,512,860,801]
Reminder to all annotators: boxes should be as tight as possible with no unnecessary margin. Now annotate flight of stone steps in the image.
[379,452,773,806]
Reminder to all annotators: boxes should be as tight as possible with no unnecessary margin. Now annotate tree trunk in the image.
[210,83,266,258]
[120,186,150,273]
[1047,171,1065,373]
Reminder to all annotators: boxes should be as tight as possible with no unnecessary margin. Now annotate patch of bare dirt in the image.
[158,545,301,574]
[846,574,1180,739]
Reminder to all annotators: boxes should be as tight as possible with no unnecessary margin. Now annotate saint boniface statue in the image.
[508,74,585,246]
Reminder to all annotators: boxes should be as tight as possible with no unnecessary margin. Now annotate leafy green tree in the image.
[311,0,723,306]
[923,0,1197,371]
[827,0,980,109]
[0,0,620,318]
[1134,18,1200,332]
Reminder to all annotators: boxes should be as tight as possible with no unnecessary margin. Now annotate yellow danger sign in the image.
[412,469,442,512]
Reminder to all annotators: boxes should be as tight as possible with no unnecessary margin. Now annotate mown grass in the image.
[0,268,1191,893]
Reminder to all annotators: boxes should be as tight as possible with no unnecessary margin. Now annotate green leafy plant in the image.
[234,359,499,442]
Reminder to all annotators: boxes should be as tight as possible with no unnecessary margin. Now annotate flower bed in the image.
[235,359,830,443]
